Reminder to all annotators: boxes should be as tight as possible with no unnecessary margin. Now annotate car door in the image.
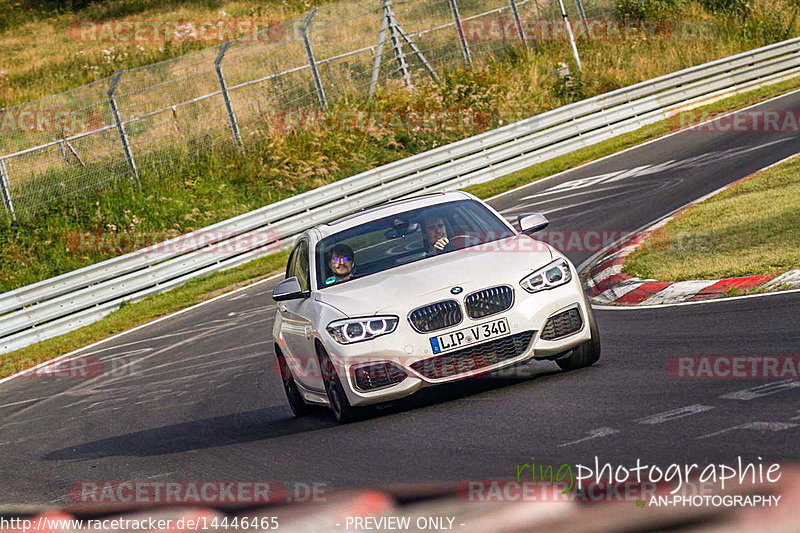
[277,238,321,390]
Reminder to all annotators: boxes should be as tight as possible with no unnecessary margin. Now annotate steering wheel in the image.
[449,233,473,250]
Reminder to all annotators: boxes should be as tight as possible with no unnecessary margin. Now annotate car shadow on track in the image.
[42,362,569,462]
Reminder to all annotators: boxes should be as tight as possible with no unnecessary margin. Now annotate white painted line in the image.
[719,380,800,401]
[557,427,619,447]
[0,272,283,387]
[697,421,798,440]
[638,279,719,306]
[634,404,715,425]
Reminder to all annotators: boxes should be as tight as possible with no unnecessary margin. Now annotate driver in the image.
[423,214,451,256]
[325,243,355,285]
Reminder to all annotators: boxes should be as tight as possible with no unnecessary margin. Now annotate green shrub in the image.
[699,0,753,17]
[616,0,687,21]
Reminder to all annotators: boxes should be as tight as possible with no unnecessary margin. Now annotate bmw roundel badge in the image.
[451,286,463,294]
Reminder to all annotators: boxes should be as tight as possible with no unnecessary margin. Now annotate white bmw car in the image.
[272,191,600,422]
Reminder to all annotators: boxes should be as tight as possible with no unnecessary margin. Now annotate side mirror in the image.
[518,213,549,234]
[273,277,309,301]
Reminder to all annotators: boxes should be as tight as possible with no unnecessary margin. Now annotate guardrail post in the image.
[509,0,526,50]
[301,7,328,110]
[385,0,413,88]
[215,41,244,149]
[557,0,581,71]
[0,158,16,222]
[369,4,389,97]
[107,71,141,186]
[447,0,472,66]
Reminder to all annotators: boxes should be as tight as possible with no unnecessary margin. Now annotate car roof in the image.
[314,191,474,239]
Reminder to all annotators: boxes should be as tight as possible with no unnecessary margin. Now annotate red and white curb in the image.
[582,185,800,307]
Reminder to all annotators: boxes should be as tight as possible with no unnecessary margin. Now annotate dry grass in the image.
[0,0,320,105]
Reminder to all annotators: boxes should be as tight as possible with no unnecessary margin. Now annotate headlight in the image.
[520,258,573,293]
[326,316,399,344]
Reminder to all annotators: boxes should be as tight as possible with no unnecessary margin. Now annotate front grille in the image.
[410,331,534,380]
[465,285,514,319]
[540,308,583,340]
[408,300,462,333]
[352,362,406,391]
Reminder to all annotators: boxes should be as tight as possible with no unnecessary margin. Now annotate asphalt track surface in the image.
[2,91,800,506]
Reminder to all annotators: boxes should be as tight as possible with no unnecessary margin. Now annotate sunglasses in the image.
[331,255,352,265]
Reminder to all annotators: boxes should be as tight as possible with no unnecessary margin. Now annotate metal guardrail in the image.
[2,37,800,354]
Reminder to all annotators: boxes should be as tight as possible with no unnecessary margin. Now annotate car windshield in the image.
[316,199,516,288]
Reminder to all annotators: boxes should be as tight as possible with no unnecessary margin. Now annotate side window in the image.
[286,245,300,279]
[295,240,310,292]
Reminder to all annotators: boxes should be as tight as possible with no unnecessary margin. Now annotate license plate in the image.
[429,317,510,354]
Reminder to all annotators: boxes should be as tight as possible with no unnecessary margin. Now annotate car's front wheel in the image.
[317,344,364,423]
[555,303,601,371]
[276,347,313,417]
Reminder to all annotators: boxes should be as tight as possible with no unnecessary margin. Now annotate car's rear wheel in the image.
[555,302,601,371]
[317,344,364,423]
[276,347,313,417]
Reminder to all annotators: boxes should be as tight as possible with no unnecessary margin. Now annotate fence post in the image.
[396,24,439,83]
[107,70,140,186]
[557,0,581,71]
[447,0,472,66]
[575,0,589,36]
[0,158,15,222]
[215,41,244,149]
[301,7,328,109]
[385,0,412,88]
[509,0,526,50]
[369,6,389,97]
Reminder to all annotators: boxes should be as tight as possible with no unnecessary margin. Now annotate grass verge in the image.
[3,76,800,379]
[623,151,800,282]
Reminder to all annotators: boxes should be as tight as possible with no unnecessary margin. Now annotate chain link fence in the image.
[0,0,607,220]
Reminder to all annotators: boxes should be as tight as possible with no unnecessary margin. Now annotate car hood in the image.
[314,234,553,317]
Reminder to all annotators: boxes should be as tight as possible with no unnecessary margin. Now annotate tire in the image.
[276,348,313,417]
[317,344,363,423]
[555,302,601,372]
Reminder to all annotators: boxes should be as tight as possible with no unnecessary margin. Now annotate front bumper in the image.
[321,273,594,407]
